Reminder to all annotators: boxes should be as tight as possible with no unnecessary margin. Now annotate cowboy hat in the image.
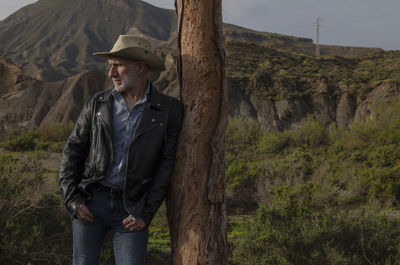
[93,35,165,71]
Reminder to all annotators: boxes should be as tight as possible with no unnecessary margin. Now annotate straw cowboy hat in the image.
[93,35,165,71]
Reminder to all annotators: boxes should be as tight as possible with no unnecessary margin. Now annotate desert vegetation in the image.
[1,97,400,264]
[226,40,400,101]
[225,98,400,265]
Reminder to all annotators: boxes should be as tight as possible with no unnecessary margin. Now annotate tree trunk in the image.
[166,0,228,264]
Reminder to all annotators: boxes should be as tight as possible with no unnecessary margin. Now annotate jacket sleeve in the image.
[58,97,93,217]
[141,98,184,225]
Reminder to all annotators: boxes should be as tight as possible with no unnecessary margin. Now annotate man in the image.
[59,35,184,265]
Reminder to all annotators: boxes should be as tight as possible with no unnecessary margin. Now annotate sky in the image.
[0,0,399,50]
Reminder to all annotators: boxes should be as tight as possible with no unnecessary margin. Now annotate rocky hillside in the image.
[0,0,398,134]
[0,55,106,133]
[0,0,176,81]
[225,41,400,130]
[1,40,399,134]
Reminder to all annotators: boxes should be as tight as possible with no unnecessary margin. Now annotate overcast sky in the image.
[0,0,399,50]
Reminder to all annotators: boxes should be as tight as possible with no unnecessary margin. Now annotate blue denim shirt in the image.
[100,82,150,187]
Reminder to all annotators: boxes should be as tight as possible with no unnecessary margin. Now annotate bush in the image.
[48,142,66,152]
[270,148,315,183]
[292,115,326,148]
[36,122,74,142]
[35,141,51,151]
[347,122,376,148]
[229,184,400,265]
[368,144,400,168]
[0,155,71,264]
[1,122,74,152]
[257,131,291,154]
[226,159,259,189]
[354,166,400,206]
[226,117,262,146]
[3,131,36,151]
[327,122,344,145]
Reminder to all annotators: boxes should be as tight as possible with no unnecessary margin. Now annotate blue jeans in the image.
[72,185,148,265]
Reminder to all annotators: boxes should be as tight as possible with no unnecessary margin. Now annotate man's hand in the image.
[75,203,94,222]
[122,216,146,231]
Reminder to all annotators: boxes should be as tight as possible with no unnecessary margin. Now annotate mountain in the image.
[0,0,398,135]
[0,0,381,82]
[0,0,176,81]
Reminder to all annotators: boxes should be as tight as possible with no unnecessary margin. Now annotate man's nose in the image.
[108,66,117,78]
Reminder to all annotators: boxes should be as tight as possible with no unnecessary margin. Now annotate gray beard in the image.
[113,76,130,93]
[113,70,138,93]
[114,83,128,93]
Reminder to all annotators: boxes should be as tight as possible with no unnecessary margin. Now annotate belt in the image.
[94,183,124,198]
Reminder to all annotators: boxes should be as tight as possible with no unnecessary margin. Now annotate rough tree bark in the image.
[166,0,228,264]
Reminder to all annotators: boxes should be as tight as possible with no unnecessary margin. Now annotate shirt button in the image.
[152,118,155,122]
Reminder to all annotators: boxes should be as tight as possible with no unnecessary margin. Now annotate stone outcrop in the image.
[354,81,400,123]
[226,77,400,131]
[1,54,399,134]
[0,56,106,133]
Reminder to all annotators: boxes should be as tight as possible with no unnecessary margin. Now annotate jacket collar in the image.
[147,83,165,111]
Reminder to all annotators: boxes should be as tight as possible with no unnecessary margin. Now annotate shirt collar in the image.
[112,80,150,109]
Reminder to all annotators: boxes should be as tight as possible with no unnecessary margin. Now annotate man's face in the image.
[108,57,139,92]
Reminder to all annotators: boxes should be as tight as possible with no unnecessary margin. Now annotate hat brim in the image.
[93,47,165,72]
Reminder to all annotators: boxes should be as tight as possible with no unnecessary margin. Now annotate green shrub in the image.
[271,148,315,181]
[327,122,344,145]
[3,131,36,151]
[355,166,400,206]
[226,159,259,189]
[0,155,71,264]
[36,121,74,142]
[229,184,400,265]
[35,141,51,151]
[48,142,66,152]
[368,144,400,168]
[226,117,262,146]
[347,122,376,148]
[257,131,291,154]
[292,116,326,148]
[1,122,74,152]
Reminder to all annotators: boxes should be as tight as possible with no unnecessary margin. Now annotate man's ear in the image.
[137,62,149,74]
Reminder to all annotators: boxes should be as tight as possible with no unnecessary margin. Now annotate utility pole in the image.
[316,17,320,57]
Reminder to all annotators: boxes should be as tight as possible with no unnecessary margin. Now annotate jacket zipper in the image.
[97,112,113,181]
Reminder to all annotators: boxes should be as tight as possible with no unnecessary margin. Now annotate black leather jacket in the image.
[58,84,184,225]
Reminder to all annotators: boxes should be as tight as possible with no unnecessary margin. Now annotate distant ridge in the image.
[224,23,382,56]
[0,0,382,81]
[0,0,396,135]
[0,0,176,81]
